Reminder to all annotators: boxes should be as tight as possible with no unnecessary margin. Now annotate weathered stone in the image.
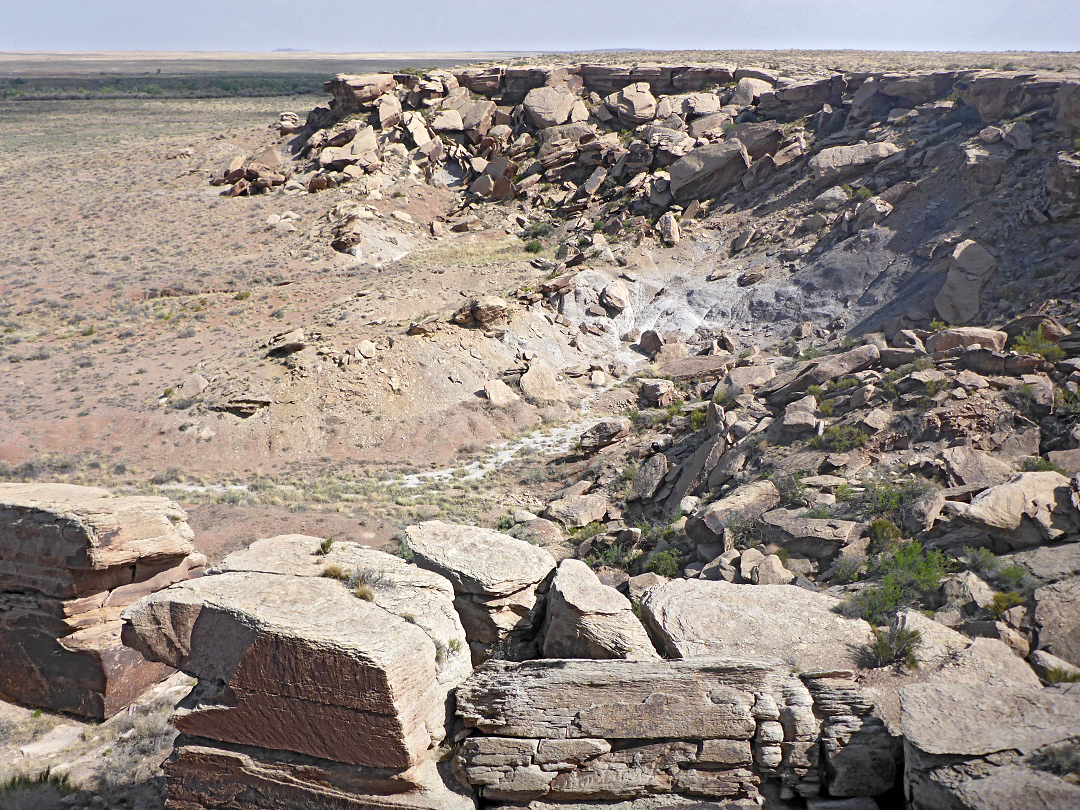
[323,73,397,110]
[485,379,521,407]
[1034,576,1080,666]
[1048,152,1080,220]
[935,240,997,325]
[520,360,568,403]
[543,559,659,660]
[406,521,555,597]
[925,326,1008,354]
[640,579,874,671]
[761,345,880,405]
[685,481,781,546]
[940,445,1015,489]
[578,418,631,452]
[668,141,751,203]
[0,482,196,598]
[900,684,1080,810]
[808,142,900,183]
[524,86,578,129]
[751,554,794,585]
[123,570,445,769]
[628,454,670,502]
[759,509,859,562]
[456,658,770,740]
[953,472,1080,551]
[604,82,657,125]
[545,492,611,529]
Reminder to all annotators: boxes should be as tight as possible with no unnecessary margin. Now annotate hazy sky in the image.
[2,0,1078,53]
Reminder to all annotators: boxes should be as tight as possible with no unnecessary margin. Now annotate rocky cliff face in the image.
[0,483,203,719]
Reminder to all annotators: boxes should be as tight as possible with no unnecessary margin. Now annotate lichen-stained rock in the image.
[123,571,443,769]
[406,521,555,597]
[639,580,874,671]
[952,471,1080,551]
[0,482,196,598]
[900,684,1080,810]
[759,344,880,405]
[165,740,475,810]
[542,559,659,660]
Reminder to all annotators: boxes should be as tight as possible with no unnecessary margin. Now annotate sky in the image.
[1,0,1078,53]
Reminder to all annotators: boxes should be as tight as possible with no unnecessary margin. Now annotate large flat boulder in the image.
[524,85,577,128]
[952,471,1080,552]
[808,142,900,183]
[900,684,1080,810]
[406,521,555,597]
[542,559,659,660]
[123,570,448,769]
[0,482,196,598]
[668,141,751,203]
[639,579,875,672]
[685,480,780,546]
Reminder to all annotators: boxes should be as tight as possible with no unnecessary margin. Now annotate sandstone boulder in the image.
[808,142,900,183]
[900,684,1080,810]
[1034,575,1080,666]
[935,240,997,325]
[524,86,578,128]
[604,82,657,125]
[639,579,875,671]
[668,141,752,203]
[0,483,202,718]
[685,480,780,546]
[543,559,659,660]
[952,471,1080,552]
[520,360,568,403]
[925,326,1008,354]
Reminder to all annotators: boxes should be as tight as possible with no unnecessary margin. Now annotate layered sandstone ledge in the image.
[0,483,204,719]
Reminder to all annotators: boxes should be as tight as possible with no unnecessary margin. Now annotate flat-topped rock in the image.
[407,521,555,597]
[639,579,874,671]
[456,657,776,740]
[123,571,443,769]
[0,482,196,598]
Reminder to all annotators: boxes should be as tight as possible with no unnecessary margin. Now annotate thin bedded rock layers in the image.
[0,482,203,718]
[122,534,474,810]
[454,658,823,805]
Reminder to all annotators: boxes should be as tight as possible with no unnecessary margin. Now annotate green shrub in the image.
[689,409,707,431]
[712,387,738,409]
[395,536,414,561]
[1021,456,1066,474]
[1046,667,1080,684]
[317,536,335,555]
[842,541,946,624]
[803,505,830,519]
[854,185,874,202]
[988,590,1024,619]
[867,518,902,553]
[865,479,932,520]
[572,522,607,541]
[960,546,1032,595]
[1012,326,1065,362]
[799,345,823,361]
[234,290,252,300]
[645,549,685,577]
[818,399,836,417]
[524,239,543,254]
[1,769,76,807]
[812,425,868,452]
[867,620,922,669]
[1032,744,1080,778]
[831,556,863,584]
[586,543,636,571]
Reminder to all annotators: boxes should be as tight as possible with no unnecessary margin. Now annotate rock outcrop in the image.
[901,684,1080,810]
[122,534,473,810]
[406,520,556,662]
[542,559,659,659]
[0,483,204,719]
